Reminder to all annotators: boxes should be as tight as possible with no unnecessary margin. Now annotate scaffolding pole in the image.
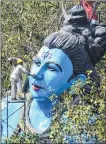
[6,93,26,139]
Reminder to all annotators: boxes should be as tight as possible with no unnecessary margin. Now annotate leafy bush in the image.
[2,1,106,143]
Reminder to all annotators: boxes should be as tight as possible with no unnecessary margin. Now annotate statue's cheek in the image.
[44,71,64,87]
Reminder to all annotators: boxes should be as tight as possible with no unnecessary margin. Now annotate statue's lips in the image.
[32,85,42,91]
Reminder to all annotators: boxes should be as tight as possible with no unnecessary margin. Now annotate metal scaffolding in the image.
[1,92,27,139]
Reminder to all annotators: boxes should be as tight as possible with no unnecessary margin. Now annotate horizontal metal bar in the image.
[2,100,30,103]
[8,100,26,103]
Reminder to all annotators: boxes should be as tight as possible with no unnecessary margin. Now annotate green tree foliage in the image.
[1,1,106,143]
[50,62,106,143]
[5,132,39,144]
[1,1,66,96]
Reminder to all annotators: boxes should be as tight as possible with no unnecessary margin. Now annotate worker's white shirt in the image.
[10,64,28,81]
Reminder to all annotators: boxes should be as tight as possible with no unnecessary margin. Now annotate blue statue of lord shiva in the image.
[1,3,106,144]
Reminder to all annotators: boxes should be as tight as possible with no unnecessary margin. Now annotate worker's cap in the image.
[17,59,23,64]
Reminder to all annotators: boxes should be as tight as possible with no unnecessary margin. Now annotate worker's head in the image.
[17,59,23,65]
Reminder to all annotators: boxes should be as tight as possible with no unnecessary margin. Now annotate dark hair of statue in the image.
[44,29,91,76]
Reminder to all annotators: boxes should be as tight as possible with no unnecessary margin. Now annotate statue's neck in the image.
[26,97,52,134]
[32,98,52,117]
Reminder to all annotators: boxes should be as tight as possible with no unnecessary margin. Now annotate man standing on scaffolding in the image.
[8,57,29,100]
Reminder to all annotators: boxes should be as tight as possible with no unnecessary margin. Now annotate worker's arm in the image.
[8,57,20,62]
[18,65,29,75]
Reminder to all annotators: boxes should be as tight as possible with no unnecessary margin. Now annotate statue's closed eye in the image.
[47,65,58,72]
[34,60,41,67]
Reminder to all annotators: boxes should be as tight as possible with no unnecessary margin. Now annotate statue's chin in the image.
[31,89,53,101]
[32,96,46,101]
[30,89,45,101]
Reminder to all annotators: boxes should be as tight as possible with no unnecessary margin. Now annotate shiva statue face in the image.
[29,46,73,101]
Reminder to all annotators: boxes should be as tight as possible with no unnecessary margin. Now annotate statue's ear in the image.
[57,74,86,95]
[68,74,86,87]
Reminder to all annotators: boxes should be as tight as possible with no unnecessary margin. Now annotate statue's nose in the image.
[32,73,44,80]
[30,64,44,80]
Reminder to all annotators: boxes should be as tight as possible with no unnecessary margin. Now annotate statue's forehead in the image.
[37,46,73,75]
[37,46,51,60]
[37,46,68,62]
[38,46,50,57]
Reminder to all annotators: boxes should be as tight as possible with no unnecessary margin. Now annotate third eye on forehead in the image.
[40,51,52,59]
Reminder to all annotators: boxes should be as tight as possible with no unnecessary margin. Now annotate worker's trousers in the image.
[17,79,22,92]
[10,78,17,99]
